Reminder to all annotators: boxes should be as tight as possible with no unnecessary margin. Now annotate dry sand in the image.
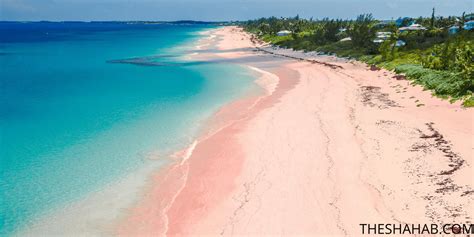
[117,26,473,236]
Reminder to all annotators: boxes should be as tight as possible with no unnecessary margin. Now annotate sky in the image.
[1,0,473,21]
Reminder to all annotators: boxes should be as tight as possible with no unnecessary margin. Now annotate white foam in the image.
[247,66,279,95]
[180,140,198,165]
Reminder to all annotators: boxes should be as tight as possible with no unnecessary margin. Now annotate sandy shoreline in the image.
[22,26,472,236]
[116,26,473,236]
[17,26,280,237]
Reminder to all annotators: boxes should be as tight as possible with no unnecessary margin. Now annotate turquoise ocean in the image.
[0,22,258,235]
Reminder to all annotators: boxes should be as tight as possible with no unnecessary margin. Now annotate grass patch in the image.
[462,96,474,107]
[393,64,472,100]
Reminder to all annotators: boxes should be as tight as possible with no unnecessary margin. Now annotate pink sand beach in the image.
[117,26,473,236]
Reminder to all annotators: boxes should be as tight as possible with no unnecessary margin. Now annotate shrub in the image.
[454,42,474,82]
[394,64,471,99]
[379,36,399,61]
[462,96,474,107]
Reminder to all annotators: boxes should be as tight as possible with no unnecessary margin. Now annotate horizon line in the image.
[1,12,472,23]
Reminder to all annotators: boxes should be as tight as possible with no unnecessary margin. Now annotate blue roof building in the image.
[464,20,474,31]
[449,26,460,34]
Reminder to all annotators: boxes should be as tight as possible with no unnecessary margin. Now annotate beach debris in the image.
[369,65,381,71]
[254,46,343,69]
[359,86,400,109]
[393,74,406,80]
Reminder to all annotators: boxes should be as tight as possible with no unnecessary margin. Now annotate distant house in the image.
[376,32,392,39]
[276,30,292,36]
[465,14,474,21]
[373,32,392,43]
[447,20,473,34]
[448,26,460,35]
[395,40,406,47]
[373,39,385,44]
[464,20,474,31]
[399,24,427,32]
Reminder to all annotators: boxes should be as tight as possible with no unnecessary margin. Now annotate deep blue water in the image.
[0,22,257,235]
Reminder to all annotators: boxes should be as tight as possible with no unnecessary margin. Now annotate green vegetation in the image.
[242,11,474,106]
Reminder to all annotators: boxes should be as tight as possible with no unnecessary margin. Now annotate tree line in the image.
[240,11,474,106]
